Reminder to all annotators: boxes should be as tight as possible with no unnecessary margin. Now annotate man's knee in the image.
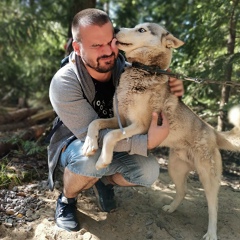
[119,154,160,187]
[59,139,109,178]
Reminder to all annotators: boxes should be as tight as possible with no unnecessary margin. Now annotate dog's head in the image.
[116,23,184,69]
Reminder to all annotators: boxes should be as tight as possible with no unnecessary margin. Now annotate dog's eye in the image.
[138,28,146,33]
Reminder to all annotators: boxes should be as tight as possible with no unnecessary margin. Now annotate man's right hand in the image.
[147,112,169,150]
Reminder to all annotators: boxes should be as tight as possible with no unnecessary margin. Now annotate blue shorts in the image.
[59,139,160,187]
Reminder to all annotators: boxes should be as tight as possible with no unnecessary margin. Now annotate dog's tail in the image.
[216,105,240,151]
[228,105,240,129]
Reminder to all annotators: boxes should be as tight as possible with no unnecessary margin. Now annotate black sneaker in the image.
[55,193,80,231]
[93,179,116,212]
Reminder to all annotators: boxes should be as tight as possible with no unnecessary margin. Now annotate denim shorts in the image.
[59,138,160,187]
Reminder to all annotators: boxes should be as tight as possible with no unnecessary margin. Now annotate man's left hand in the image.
[168,70,184,97]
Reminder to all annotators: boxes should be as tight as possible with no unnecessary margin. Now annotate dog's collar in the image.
[131,62,169,76]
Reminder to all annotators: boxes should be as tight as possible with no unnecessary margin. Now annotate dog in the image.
[82,23,240,240]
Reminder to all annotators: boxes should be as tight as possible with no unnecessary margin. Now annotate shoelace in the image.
[58,202,76,216]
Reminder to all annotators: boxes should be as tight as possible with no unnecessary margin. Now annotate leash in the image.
[131,62,240,88]
[114,91,126,135]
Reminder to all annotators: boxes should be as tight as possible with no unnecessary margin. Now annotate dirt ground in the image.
[0,160,239,240]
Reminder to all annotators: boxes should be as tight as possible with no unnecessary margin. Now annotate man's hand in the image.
[168,69,184,97]
[147,112,169,150]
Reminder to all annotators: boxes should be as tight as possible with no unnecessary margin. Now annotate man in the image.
[48,8,184,232]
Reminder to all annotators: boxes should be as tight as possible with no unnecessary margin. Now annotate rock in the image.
[4,222,13,228]
[25,209,33,217]
[5,209,16,215]
[47,217,55,221]
[0,181,47,227]
[32,214,40,220]
[83,232,92,240]
[146,230,153,239]
[145,218,154,226]
[16,213,24,219]
[12,186,18,192]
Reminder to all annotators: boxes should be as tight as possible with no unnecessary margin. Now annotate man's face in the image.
[77,22,119,73]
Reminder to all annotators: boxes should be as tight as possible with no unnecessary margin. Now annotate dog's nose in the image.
[114,27,120,34]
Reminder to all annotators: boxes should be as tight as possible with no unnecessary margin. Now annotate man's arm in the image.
[147,112,169,149]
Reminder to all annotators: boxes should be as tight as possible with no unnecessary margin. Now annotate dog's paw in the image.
[162,205,175,213]
[82,136,98,156]
[95,162,109,170]
[95,155,111,170]
[203,232,217,240]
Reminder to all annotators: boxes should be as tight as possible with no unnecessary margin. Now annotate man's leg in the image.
[93,151,160,213]
[63,168,98,197]
[104,173,136,186]
[55,139,159,231]
[56,168,99,231]
[55,139,110,231]
[106,151,160,188]
[55,139,139,231]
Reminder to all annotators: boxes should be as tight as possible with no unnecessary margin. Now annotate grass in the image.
[0,136,48,189]
[0,158,21,188]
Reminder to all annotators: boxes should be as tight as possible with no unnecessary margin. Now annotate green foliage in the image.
[0,0,239,125]
[0,159,21,188]
[102,0,240,124]
[0,0,98,107]
[2,135,47,157]
[0,0,66,106]
[0,135,47,188]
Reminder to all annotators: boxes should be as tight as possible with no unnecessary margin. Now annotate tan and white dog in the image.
[82,23,240,240]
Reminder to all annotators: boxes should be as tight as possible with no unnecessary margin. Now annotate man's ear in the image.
[72,41,81,55]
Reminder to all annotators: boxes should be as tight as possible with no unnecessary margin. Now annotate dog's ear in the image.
[165,34,184,49]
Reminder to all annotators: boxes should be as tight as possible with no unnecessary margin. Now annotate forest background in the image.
[0,0,239,187]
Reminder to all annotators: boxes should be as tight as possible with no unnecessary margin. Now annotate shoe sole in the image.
[55,221,80,232]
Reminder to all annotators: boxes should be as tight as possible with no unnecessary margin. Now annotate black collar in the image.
[132,62,174,76]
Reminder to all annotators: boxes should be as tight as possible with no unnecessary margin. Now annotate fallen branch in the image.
[0,121,32,132]
[0,109,55,132]
[0,108,40,125]
[29,109,55,123]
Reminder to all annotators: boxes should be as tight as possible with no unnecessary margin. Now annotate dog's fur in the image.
[82,23,240,240]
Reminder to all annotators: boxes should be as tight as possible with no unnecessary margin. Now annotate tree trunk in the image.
[67,0,97,38]
[217,1,238,131]
[64,0,96,55]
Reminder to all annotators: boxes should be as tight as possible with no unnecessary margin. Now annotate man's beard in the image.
[82,53,117,73]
